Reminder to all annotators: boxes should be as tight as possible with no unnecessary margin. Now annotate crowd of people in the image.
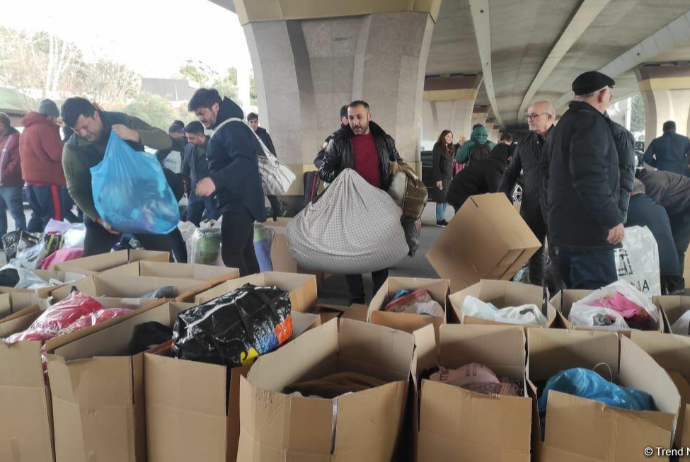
[0,68,688,302]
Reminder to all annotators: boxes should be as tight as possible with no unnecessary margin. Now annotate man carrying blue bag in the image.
[61,97,176,256]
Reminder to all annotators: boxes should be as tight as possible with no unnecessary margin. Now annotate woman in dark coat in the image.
[432,130,454,226]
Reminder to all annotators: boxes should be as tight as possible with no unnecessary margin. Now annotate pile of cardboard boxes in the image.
[0,194,688,462]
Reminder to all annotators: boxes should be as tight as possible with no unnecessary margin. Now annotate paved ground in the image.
[316,203,454,305]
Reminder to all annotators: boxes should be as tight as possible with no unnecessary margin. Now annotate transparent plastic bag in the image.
[10,243,45,270]
[568,306,629,329]
[671,311,690,336]
[461,295,547,326]
[190,227,222,265]
[0,264,49,289]
[91,131,180,234]
[254,224,274,272]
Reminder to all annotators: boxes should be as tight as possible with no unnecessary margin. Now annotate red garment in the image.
[0,128,23,187]
[351,132,381,188]
[19,112,66,186]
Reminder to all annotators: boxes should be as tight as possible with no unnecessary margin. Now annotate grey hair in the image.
[573,87,609,102]
[530,101,555,117]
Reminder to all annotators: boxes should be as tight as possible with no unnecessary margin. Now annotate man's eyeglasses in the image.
[525,113,547,120]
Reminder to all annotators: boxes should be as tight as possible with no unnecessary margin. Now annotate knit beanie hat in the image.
[38,99,60,118]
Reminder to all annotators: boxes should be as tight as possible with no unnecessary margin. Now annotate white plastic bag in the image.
[671,311,690,336]
[0,264,49,289]
[461,295,499,321]
[614,226,661,297]
[568,305,630,329]
[461,295,548,326]
[569,280,661,328]
[286,169,408,274]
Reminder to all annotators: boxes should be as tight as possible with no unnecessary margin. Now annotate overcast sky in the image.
[0,0,252,78]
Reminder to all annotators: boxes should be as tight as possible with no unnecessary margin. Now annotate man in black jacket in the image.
[607,119,636,223]
[644,121,690,176]
[247,112,283,220]
[446,143,512,212]
[499,101,555,288]
[189,88,266,276]
[544,71,623,290]
[319,100,402,304]
[181,121,218,226]
[314,105,349,169]
[637,167,690,283]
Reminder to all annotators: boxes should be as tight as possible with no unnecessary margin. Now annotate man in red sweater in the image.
[19,99,68,232]
[318,101,402,304]
[0,113,26,239]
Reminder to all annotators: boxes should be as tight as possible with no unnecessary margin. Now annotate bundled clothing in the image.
[644,131,690,176]
[284,372,386,399]
[206,97,266,276]
[62,110,173,256]
[446,148,510,211]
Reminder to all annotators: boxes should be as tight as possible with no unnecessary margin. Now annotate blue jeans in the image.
[187,195,219,227]
[27,184,66,232]
[557,248,617,290]
[0,186,26,237]
[436,202,448,221]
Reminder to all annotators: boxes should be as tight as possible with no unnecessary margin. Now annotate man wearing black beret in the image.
[543,71,624,289]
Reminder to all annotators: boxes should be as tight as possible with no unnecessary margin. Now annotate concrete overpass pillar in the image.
[236,0,441,191]
[484,118,496,140]
[491,125,501,143]
[636,64,690,141]
[422,74,482,143]
[470,105,488,133]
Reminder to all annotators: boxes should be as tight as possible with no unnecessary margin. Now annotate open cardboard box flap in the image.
[194,271,318,313]
[427,194,540,292]
[103,260,239,284]
[52,249,169,274]
[239,319,414,461]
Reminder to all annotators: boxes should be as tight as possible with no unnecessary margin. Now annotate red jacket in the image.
[19,112,66,185]
[0,128,23,187]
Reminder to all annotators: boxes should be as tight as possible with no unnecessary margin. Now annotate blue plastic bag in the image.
[253,224,274,272]
[538,368,655,413]
[91,132,179,234]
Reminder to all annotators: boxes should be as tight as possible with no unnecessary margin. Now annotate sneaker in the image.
[436,220,447,227]
[440,219,449,226]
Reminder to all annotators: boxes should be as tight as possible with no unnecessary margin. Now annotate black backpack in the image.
[468,142,491,165]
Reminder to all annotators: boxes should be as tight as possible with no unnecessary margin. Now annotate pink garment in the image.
[590,292,643,318]
[40,247,83,270]
[430,363,500,388]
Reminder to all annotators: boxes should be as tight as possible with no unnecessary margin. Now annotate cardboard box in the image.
[194,271,318,313]
[551,290,666,335]
[52,249,169,275]
[449,279,558,327]
[51,274,212,303]
[0,291,42,320]
[45,302,196,462]
[368,277,449,341]
[426,194,541,292]
[0,269,87,298]
[630,331,690,449]
[102,260,240,285]
[144,311,319,462]
[653,294,690,333]
[414,324,532,461]
[312,303,369,325]
[237,318,415,462]
[528,329,680,461]
[0,297,159,462]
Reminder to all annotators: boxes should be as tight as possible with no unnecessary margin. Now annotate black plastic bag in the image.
[130,321,173,354]
[2,230,40,261]
[172,283,293,367]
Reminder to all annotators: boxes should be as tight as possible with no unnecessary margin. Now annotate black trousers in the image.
[83,216,171,257]
[345,269,389,304]
[221,208,260,277]
[671,213,690,277]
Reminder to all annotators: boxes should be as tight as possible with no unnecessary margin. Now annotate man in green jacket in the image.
[455,124,496,166]
[61,97,174,256]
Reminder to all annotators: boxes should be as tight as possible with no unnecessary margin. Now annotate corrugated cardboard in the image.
[653,294,690,333]
[52,249,169,275]
[102,260,239,285]
[551,290,666,335]
[630,331,690,449]
[0,297,159,462]
[426,194,541,292]
[237,318,415,461]
[46,302,195,462]
[51,274,211,303]
[368,277,449,341]
[528,329,680,461]
[144,311,319,462]
[0,269,87,298]
[313,303,369,325]
[194,271,318,312]
[0,291,42,320]
[449,279,558,327]
[414,324,532,461]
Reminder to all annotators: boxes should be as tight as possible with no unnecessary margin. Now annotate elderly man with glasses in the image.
[499,101,556,290]
[542,71,623,290]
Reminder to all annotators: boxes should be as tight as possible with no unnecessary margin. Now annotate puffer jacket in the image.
[319,121,402,189]
[206,97,266,222]
[544,101,622,250]
[636,168,690,217]
[19,112,65,185]
[608,118,636,223]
